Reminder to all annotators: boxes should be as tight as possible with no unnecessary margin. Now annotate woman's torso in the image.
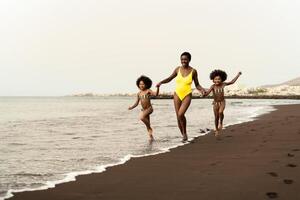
[175,67,194,95]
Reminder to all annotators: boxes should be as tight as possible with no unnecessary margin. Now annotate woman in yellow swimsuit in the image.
[156,52,205,141]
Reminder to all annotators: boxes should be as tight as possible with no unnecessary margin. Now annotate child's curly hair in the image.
[210,69,227,82]
[136,75,152,89]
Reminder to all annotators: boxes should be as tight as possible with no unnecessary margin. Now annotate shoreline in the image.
[2,102,268,200]
[7,104,300,200]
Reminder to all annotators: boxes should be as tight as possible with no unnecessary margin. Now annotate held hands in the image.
[156,82,161,88]
[197,87,206,96]
[201,88,206,96]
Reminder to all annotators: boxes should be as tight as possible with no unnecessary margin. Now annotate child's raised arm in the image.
[128,93,140,110]
[203,85,214,97]
[224,72,242,86]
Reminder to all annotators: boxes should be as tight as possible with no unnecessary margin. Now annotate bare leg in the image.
[177,94,192,141]
[146,115,154,141]
[139,107,154,140]
[213,103,220,136]
[173,93,184,135]
[218,101,226,131]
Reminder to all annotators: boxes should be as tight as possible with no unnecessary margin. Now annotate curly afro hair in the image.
[180,52,191,61]
[136,75,152,89]
[210,69,227,82]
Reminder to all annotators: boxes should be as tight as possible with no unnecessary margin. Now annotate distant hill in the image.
[261,77,300,88]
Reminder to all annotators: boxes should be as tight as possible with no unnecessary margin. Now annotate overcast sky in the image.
[0,0,299,96]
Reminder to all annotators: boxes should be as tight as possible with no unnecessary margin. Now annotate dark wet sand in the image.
[10,104,300,200]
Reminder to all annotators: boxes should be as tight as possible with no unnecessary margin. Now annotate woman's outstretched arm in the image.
[192,69,206,95]
[225,72,242,85]
[156,67,178,87]
[148,86,160,96]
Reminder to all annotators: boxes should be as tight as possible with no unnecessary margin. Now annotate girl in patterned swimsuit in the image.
[128,75,159,141]
[204,70,242,136]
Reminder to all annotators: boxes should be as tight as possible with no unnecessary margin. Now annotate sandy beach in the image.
[9,104,300,200]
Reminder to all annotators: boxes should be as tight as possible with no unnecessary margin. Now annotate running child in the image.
[204,70,242,136]
[128,75,159,141]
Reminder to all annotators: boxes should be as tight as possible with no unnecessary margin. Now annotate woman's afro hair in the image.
[210,69,227,81]
[136,75,152,89]
[180,52,191,61]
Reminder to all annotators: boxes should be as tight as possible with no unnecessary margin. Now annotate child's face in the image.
[213,76,223,85]
[180,55,189,67]
[139,81,146,90]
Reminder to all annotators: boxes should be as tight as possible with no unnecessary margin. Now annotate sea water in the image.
[0,97,299,199]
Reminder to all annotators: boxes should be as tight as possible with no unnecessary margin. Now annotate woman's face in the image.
[213,76,222,85]
[180,55,190,67]
[139,81,146,90]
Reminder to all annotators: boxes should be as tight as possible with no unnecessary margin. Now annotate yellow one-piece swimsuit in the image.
[175,67,193,101]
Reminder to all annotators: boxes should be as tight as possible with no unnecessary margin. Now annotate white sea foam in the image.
[2,130,209,200]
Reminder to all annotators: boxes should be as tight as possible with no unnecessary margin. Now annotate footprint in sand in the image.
[266,192,278,199]
[210,161,222,166]
[286,164,297,168]
[292,149,300,152]
[267,172,278,177]
[287,153,295,157]
[283,179,294,184]
[225,135,233,138]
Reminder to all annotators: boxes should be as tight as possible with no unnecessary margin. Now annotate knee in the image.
[177,113,184,120]
[219,112,224,116]
[139,115,145,121]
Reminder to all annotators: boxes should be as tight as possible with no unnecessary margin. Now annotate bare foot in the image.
[214,130,219,137]
[148,128,154,141]
[218,123,223,131]
[213,130,217,135]
[214,129,219,136]
[182,134,188,142]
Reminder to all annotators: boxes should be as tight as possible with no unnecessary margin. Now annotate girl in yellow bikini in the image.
[156,52,205,141]
[129,75,159,141]
[204,70,242,137]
